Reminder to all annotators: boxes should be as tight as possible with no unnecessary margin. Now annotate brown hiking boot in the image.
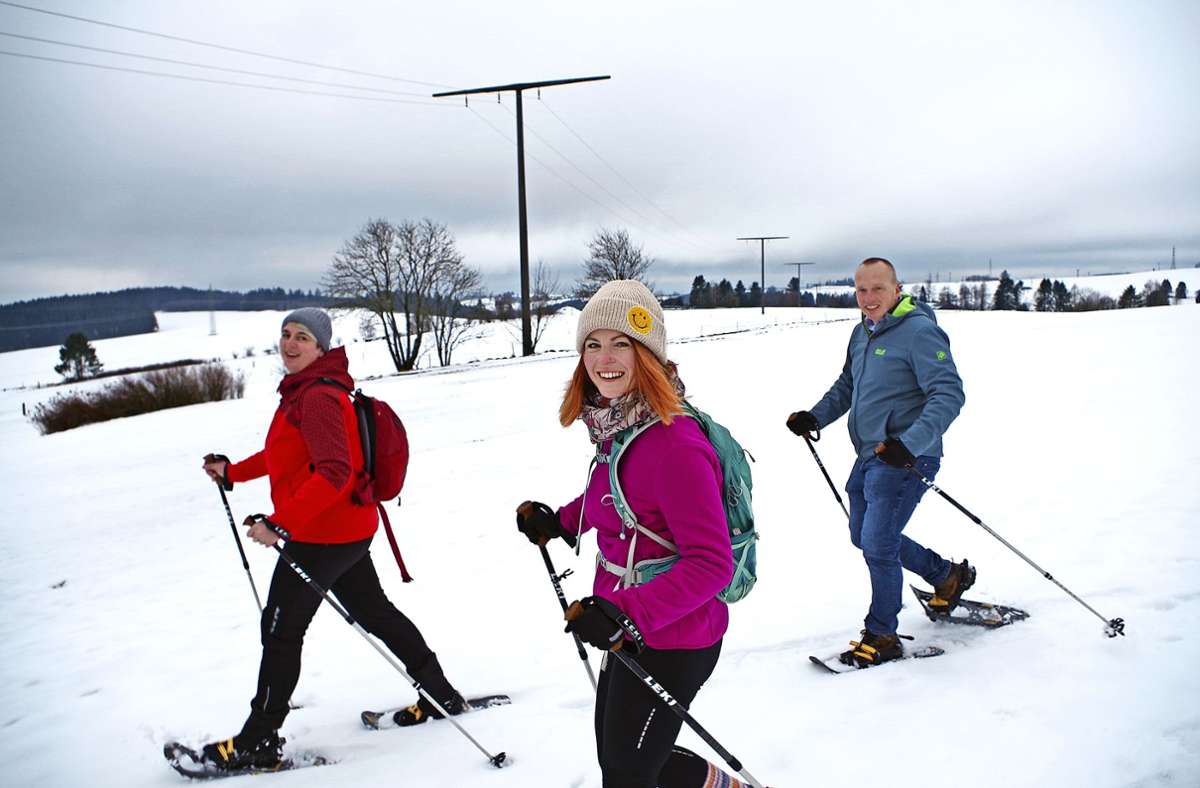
[838,630,904,668]
[394,690,467,726]
[929,559,976,613]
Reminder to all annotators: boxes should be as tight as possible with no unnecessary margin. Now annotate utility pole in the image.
[433,75,610,357]
[737,236,788,314]
[781,262,814,306]
[1171,246,1176,269]
[208,284,216,336]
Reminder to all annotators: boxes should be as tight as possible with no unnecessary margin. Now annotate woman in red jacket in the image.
[198,308,464,772]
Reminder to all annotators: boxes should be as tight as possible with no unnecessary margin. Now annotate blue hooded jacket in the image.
[810,295,965,459]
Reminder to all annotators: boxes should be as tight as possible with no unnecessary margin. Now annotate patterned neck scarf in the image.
[580,364,686,445]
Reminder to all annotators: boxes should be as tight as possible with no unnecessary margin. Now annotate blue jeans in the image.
[846,455,951,635]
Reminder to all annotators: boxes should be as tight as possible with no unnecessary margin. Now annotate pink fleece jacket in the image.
[558,416,733,650]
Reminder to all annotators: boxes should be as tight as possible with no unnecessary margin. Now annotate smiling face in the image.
[279,322,324,374]
[855,260,903,323]
[582,329,637,399]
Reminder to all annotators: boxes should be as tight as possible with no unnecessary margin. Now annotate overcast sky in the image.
[1,0,1197,303]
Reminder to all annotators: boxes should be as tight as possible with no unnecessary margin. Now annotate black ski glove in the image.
[516,501,570,546]
[203,452,234,491]
[875,438,916,468]
[564,596,645,653]
[786,411,819,438]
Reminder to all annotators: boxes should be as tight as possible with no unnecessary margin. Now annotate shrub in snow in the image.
[31,363,245,434]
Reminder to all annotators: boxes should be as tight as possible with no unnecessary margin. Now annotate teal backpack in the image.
[594,401,758,604]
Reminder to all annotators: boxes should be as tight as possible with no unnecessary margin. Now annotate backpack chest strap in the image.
[596,550,679,590]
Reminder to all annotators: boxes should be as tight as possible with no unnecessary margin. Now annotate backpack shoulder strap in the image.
[602,418,679,590]
[317,376,354,395]
[603,417,664,535]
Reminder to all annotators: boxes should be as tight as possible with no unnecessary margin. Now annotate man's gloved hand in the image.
[874,438,916,468]
[786,411,819,438]
[564,596,644,653]
[203,453,233,491]
[516,501,568,546]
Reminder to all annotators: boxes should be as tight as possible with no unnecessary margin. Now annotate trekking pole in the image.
[608,649,766,788]
[207,466,263,615]
[541,550,765,788]
[250,516,508,767]
[802,431,849,519]
[537,540,598,691]
[905,467,1125,638]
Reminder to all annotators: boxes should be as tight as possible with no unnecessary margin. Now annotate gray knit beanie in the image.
[576,280,667,363]
[281,307,332,351]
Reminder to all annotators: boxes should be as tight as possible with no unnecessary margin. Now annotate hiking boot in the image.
[199,731,284,772]
[838,630,904,668]
[929,559,976,613]
[394,690,468,727]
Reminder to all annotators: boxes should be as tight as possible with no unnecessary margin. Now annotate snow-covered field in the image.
[1,299,1198,787]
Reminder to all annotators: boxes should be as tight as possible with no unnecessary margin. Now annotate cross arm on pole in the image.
[432,75,610,98]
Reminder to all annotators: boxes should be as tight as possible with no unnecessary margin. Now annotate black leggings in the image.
[594,639,722,788]
[239,537,436,738]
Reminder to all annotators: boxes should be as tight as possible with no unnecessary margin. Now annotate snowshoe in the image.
[911,585,1029,628]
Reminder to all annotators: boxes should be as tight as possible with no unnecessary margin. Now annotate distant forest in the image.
[0,287,330,352]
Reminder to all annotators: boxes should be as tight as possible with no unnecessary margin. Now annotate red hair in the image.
[559,342,683,427]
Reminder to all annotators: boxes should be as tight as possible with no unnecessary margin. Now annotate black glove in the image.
[564,596,644,653]
[516,501,569,546]
[786,411,819,437]
[875,438,916,468]
[203,452,234,491]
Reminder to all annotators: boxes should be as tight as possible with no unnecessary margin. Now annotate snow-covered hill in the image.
[1,301,1197,787]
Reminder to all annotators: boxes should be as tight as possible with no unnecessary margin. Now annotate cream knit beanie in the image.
[575,280,667,363]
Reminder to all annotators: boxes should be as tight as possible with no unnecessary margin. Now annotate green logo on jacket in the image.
[874,347,887,356]
[936,350,947,361]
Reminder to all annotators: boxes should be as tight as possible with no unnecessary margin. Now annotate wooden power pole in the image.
[433,75,610,356]
[737,236,788,314]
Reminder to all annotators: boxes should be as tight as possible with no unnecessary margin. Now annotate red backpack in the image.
[321,379,413,582]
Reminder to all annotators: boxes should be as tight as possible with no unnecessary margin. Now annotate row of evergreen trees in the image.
[0,286,331,352]
[677,275,856,309]
[915,270,1195,312]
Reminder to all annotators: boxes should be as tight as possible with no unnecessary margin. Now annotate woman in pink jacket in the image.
[517,280,746,788]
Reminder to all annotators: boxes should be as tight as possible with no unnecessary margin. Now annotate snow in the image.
[1,295,1198,787]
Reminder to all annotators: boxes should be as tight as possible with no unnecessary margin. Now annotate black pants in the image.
[594,639,722,788]
[239,537,439,739]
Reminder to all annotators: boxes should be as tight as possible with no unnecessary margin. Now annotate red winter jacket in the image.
[227,347,377,543]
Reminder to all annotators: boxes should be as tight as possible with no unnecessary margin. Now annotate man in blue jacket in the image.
[787,257,972,667]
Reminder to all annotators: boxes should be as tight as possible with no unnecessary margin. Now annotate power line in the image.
[479,105,707,259]
[469,105,631,226]
[0,0,450,88]
[0,49,454,106]
[0,30,430,97]
[496,101,705,254]
[537,97,707,248]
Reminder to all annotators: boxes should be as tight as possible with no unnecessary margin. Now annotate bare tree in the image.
[575,228,654,298]
[530,259,560,352]
[324,218,461,372]
[429,256,483,367]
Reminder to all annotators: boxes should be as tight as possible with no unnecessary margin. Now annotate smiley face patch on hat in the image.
[626,306,653,335]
